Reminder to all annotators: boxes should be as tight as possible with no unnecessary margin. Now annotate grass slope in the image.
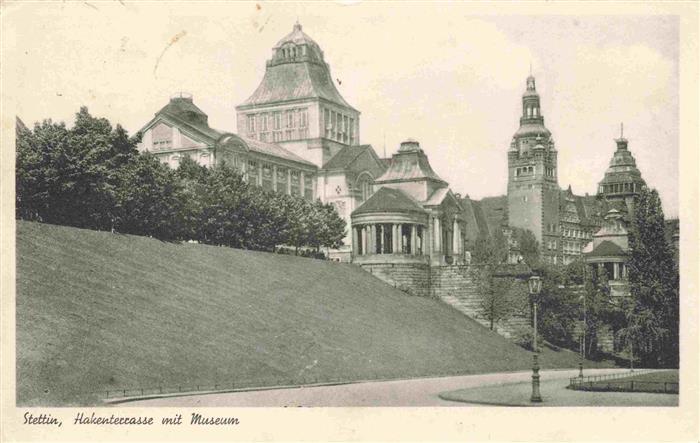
[16,221,611,406]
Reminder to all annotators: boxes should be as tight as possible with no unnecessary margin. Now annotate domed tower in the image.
[507,74,561,262]
[597,125,646,216]
[236,22,360,168]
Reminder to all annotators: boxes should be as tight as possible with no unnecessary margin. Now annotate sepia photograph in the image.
[1,1,698,441]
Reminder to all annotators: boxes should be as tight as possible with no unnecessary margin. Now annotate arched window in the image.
[356,173,373,203]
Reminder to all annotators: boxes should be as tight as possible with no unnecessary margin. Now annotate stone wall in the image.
[430,265,531,339]
[356,261,532,340]
[357,262,431,297]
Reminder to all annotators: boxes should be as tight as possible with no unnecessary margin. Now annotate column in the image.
[300,171,305,197]
[434,217,441,252]
[360,226,369,255]
[258,162,263,186]
[378,225,384,254]
[352,226,359,255]
[287,168,292,194]
[272,165,278,192]
[613,262,620,280]
[370,225,377,254]
[410,225,417,255]
[453,218,459,254]
[393,224,399,253]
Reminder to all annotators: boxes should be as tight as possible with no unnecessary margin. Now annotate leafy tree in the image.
[471,229,507,265]
[16,107,138,231]
[617,187,679,367]
[312,200,346,250]
[113,153,183,241]
[512,228,540,267]
[535,264,579,348]
[471,229,518,330]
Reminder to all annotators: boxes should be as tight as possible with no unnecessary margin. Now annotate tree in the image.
[113,153,184,241]
[513,228,540,267]
[472,230,517,330]
[16,107,139,231]
[617,187,679,367]
[535,264,579,349]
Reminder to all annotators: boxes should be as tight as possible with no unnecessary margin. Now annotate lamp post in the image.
[528,274,543,403]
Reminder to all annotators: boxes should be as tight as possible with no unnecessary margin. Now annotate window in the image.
[152,123,173,150]
[324,108,331,138]
[261,113,268,131]
[290,171,301,196]
[276,167,288,194]
[274,112,282,130]
[299,108,308,128]
[349,118,355,144]
[304,174,313,200]
[287,111,294,128]
[262,164,273,191]
[247,114,256,134]
[248,160,258,183]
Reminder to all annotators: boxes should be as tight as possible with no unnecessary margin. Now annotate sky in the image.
[4,2,679,217]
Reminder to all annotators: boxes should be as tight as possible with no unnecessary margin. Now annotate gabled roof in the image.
[141,97,316,168]
[352,187,426,217]
[585,240,626,258]
[322,145,370,170]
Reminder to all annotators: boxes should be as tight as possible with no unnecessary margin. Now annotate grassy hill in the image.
[16,221,612,406]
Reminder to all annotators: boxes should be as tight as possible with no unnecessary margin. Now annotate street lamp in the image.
[528,274,543,403]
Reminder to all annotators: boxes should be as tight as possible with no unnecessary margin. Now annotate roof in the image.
[479,195,509,232]
[323,145,370,170]
[157,96,209,127]
[585,240,626,258]
[274,22,322,52]
[238,24,354,110]
[375,142,447,185]
[514,121,551,139]
[598,138,646,191]
[239,62,354,109]
[236,135,315,166]
[143,97,316,168]
[424,187,451,206]
[352,187,426,217]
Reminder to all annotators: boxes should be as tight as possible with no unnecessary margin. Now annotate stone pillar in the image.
[360,226,368,255]
[453,218,459,254]
[378,225,384,254]
[272,165,278,192]
[352,226,359,255]
[394,224,400,253]
[613,262,619,280]
[434,217,441,252]
[287,168,292,194]
[370,225,377,254]
[410,225,417,255]
[258,162,263,186]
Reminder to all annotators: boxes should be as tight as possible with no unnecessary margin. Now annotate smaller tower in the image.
[597,124,646,216]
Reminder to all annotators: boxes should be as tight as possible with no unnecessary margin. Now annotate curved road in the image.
[123,368,639,407]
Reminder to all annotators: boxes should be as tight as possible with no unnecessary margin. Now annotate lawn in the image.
[573,370,679,393]
[16,221,616,406]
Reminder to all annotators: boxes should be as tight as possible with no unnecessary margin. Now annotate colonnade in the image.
[593,261,628,280]
[352,223,424,256]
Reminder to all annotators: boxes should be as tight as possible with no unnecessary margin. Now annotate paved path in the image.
[124,368,636,407]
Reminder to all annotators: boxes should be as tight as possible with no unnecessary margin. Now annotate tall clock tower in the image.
[507,74,561,263]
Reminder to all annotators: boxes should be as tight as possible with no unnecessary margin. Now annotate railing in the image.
[568,370,679,394]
